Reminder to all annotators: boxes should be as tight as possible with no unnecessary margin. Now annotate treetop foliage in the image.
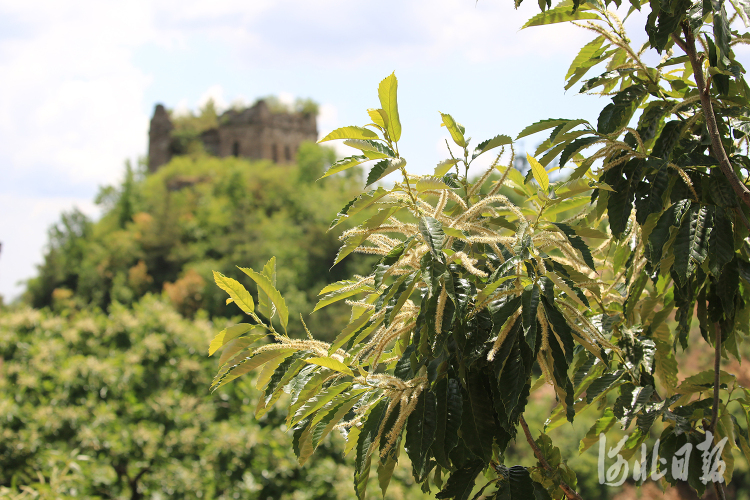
[209,1,750,499]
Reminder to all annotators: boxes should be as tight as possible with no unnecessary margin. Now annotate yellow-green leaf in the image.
[218,335,264,367]
[329,310,373,354]
[290,382,352,427]
[378,72,401,142]
[547,271,586,307]
[522,5,601,28]
[213,271,255,315]
[416,177,450,192]
[566,36,606,80]
[319,126,380,142]
[212,348,296,389]
[527,154,549,192]
[319,155,368,180]
[238,266,289,334]
[367,108,388,129]
[304,357,355,377]
[209,323,253,355]
[258,257,277,321]
[440,112,466,148]
[435,159,459,176]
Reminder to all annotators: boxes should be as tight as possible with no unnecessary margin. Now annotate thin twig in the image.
[674,25,750,208]
[519,416,584,500]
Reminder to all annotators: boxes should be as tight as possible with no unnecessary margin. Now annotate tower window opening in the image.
[284,145,291,162]
[272,144,279,163]
[232,141,240,157]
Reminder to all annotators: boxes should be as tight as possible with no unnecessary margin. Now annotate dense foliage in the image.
[208,1,750,499]
[0,297,433,500]
[25,144,370,339]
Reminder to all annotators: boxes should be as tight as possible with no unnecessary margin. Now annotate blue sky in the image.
[0,0,678,300]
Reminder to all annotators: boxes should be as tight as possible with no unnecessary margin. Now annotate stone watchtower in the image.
[147,100,318,171]
[148,104,174,173]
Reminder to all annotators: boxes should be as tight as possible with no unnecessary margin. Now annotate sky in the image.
[0,0,662,301]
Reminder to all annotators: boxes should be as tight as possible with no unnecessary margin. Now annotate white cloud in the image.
[197,84,229,113]
[0,194,99,301]
[277,91,295,108]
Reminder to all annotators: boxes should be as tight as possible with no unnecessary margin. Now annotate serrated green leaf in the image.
[419,216,446,260]
[435,461,484,500]
[314,286,372,312]
[329,310,374,354]
[565,36,606,80]
[366,158,406,187]
[355,399,389,500]
[559,136,599,167]
[708,207,734,276]
[436,159,460,176]
[209,323,254,356]
[320,126,379,142]
[377,449,399,498]
[320,155,369,180]
[238,266,288,334]
[552,223,596,270]
[217,333,267,367]
[543,196,591,220]
[416,176,451,191]
[257,356,307,418]
[585,370,624,402]
[647,200,690,264]
[312,391,367,448]
[367,108,388,128]
[461,371,496,462]
[579,408,616,453]
[291,381,352,427]
[522,6,601,28]
[522,285,540,353]
[304,357,355,377]
[406,389,437,479]
[213,271,255,315]
[433,377,463,469]
[508,466,535,499]
[527,154,549,191]
[211,348,296,390]
[258,257,277,321]
[597,86,647,135]
[440,112,467,148]
[378,72,401,142]
[474,134,513,157]
[673,205,710,285]
[517,119,571,140]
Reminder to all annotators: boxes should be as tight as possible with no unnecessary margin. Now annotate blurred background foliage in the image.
[0,297,430,500]
[24,143,371,341]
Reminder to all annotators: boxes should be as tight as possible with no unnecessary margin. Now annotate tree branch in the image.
[710,322,727,500]
[675,25,750,209]
[519,416,584,500]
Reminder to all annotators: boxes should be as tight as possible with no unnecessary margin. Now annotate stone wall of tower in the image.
[148,104,174,173]
[147,99,318,172]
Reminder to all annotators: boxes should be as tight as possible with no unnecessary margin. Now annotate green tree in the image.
[0,297,432,500]
[207,1,750,499]
[24,148,373,339]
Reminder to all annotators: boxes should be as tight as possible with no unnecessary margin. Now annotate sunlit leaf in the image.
[213,271,255,315]
[319,126,379,142]
[304,357,355,377]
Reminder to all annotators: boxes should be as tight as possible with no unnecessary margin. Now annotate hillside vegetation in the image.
[25,144,370,339]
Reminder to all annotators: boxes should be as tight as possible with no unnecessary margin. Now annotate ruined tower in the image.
[148,104,174,173]
[147,100,318,171]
